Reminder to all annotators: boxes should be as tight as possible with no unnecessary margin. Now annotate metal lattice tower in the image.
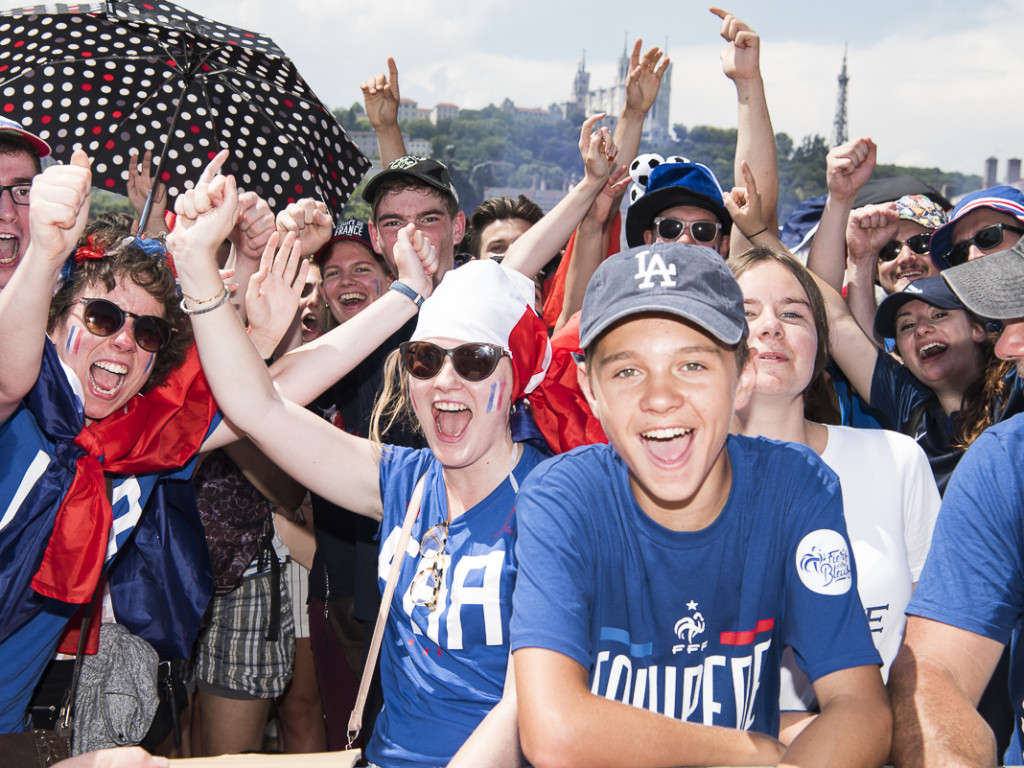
[832,46,849,147]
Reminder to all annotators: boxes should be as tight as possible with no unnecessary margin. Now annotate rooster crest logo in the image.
[672,600,708,654]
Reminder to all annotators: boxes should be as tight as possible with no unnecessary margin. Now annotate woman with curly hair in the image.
[0,153,217,734]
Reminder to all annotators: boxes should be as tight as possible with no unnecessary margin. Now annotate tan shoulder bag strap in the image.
[346,474,427,749]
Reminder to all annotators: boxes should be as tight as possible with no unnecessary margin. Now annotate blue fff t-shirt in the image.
[511,435,880,737]
[365,442,544,768]
[907,413,1024,766]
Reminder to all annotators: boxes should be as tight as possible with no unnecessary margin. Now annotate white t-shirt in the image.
[780,424,941,710]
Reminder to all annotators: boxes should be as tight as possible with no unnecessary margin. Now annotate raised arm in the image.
[515,647,785,768]
[501,114,614,279]
[125,150,167,238]
[723,159,785,248]
[0,151,91,422]
[809,263,880,405]
[555,164,630,332]
[713,7,779,251]
[806,138,876,291]
[275,197,333,258]
[224,190,276,324]
[170,154,435,518]
[845,202,900,339]
[361,56,407,166]
[613,40,670,172]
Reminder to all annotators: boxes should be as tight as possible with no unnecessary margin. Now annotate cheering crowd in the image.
[2,6,1024,768]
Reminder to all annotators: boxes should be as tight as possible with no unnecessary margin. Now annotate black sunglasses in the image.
[947,223,1024,267]
[878,233,932,262]
[652,216,722,244]
[78,298,174,353]
[400,341,510,382]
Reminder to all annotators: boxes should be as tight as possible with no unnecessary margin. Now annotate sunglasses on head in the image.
[400,341,510,382]
[652,216,722,244]
[878,233,932,262]
[947,223,1024,267]
[78,298,174,353]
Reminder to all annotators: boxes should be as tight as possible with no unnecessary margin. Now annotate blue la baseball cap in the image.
[624,161,732,248]
[580,241,747,349]
[929,185,1024,269]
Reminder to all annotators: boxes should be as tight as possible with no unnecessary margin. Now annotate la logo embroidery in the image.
[634,250,677,289]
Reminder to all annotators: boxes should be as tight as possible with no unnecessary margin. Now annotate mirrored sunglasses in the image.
[878,233,932,262]
[948,223,1024,267]
[78,298,174,353]
[400,341,510,382]
[652,216,722,244]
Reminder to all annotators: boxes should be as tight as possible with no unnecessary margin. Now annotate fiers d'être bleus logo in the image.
[672,600,708,654]
[795,529,852,596]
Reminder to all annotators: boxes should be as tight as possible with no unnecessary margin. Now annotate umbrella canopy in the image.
[0,0,369,216]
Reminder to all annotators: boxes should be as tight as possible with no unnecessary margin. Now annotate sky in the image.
[3,0,1023,179]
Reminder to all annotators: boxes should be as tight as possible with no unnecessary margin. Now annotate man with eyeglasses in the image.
[624,160,733,258]
[0,116,49,289]
[929,185,1024,270]
[889,236,1024,768]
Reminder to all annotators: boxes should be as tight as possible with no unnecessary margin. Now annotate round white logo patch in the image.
[795,529,852,595]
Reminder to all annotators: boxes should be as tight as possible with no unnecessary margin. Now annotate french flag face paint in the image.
[143,353,155,374]
[486,382,499,414]
[66,326,82,356]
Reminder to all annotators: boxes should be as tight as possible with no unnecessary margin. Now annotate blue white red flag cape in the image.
[0,336,216,654]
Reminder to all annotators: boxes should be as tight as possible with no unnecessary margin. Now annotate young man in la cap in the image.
[0,115,50,289]
[889,237,1024,768]
[511,241,890,768]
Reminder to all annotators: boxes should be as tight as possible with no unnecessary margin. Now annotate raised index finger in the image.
[199,149,230,185]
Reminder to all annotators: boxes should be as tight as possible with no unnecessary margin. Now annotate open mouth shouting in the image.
[0,232,21,267]
[338,291,369,307]
[917,341,948,361]
[639,426,694,466]
[432,401,472,441]
[89,359,130,398]
[300,307,320,336]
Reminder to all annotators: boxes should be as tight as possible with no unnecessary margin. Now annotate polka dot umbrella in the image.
[0,0,370,227]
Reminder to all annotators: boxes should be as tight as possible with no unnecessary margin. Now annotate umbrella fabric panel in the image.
[0,1,369,213]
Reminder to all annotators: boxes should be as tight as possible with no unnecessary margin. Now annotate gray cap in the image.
[942,235,1024,319]
[579,242,748,349]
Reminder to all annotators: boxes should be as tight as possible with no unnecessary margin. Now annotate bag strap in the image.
[55,476,112,734]
[346,474,427,749]
[56,572,102,735]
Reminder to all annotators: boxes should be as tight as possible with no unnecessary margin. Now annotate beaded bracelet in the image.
[179,285,230,315]
[389,280,425,309]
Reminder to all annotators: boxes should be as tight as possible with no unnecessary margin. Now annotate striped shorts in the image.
[194,569,295,699]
